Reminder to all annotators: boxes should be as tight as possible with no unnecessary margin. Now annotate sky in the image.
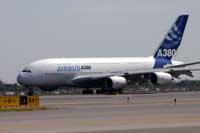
[0,0,200,83]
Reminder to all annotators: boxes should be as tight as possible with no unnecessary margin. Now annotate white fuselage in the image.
[17,57,182,88]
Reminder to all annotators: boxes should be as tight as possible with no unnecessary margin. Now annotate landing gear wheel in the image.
[105,91,118,95]
[82,89,94,94]
[96,89,106,94]
[105,90,120,95]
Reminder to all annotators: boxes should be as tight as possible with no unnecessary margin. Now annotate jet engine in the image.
[151,72,174,85]
[105,76,127,90]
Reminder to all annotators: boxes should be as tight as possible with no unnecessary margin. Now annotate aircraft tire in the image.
[82,89,94,94]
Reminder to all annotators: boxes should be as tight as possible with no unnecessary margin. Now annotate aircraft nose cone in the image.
[17,73,23,84]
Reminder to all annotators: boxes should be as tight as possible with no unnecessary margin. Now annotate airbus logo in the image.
[57,65,92,72]
[57,66,81,72]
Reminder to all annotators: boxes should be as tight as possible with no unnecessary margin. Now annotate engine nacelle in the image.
[105,76,127,90]
[151,72,174,85]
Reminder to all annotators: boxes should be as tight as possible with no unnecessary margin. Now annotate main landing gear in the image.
[82,89,121,95]
[82,89,94,94]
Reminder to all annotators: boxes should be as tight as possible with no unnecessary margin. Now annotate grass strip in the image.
[0,107,48,112]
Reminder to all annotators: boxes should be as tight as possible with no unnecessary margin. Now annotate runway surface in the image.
[1,92,200,133]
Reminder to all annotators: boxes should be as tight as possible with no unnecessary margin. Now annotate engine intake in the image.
[151,72,174,85]
[105,76,127,90]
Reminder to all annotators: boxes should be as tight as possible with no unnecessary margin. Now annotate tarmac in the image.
[1,92,200,133]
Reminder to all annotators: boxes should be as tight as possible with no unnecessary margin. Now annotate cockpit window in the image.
[22,67,32,73]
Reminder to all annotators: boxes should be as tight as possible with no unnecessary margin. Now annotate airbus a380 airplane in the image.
[17,15,200,93]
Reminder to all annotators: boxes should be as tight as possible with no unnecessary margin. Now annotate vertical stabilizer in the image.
[153,15,189,60]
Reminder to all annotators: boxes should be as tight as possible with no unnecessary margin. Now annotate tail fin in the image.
[153,15,189,60]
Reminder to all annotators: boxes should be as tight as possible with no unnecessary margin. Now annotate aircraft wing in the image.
[72,67,200,86]
[73,74,114,83]
[72,73,115,87]
[124,68,200,78]
[166,61,200,68]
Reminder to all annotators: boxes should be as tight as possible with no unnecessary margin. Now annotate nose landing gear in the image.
[27,88,35,96]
